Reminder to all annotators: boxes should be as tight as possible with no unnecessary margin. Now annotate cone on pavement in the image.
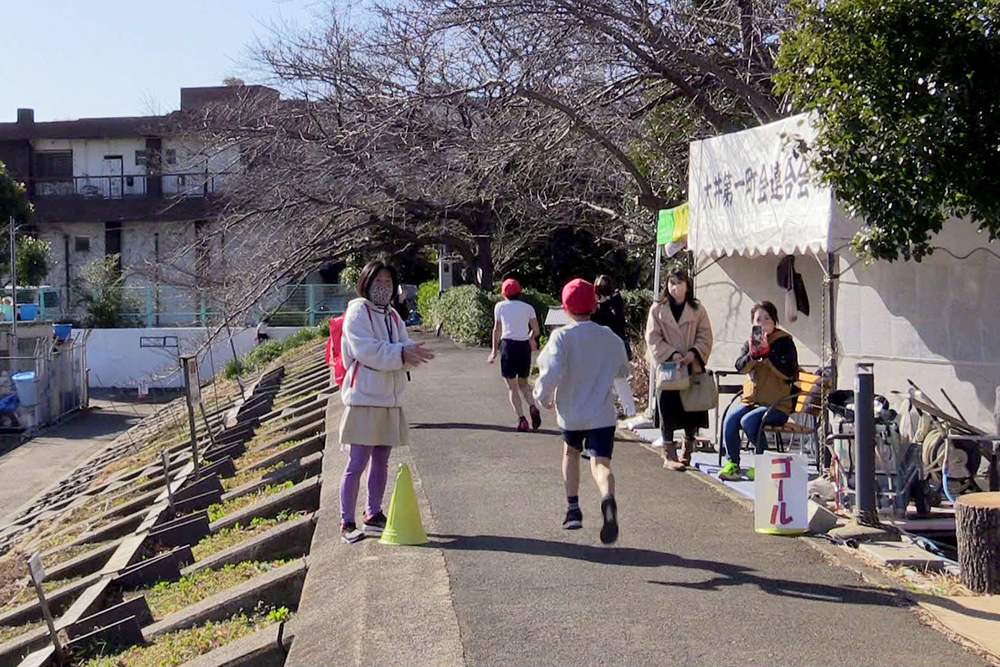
[380,463,428,545]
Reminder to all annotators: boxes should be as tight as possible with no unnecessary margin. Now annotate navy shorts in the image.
[500,339,531,379]
[562,426,616,460]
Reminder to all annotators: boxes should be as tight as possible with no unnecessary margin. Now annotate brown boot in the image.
[662,442,686,471]
[681,438,695,467]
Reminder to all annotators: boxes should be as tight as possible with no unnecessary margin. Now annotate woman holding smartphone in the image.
[718,300,798,481]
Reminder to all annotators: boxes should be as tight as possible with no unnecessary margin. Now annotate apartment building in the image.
[0,85,279,323]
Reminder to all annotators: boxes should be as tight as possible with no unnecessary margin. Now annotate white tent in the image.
[690,114,1000,430]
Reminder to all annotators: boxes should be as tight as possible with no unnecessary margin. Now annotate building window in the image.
[135,150,147,166]
[74,236,90,252]
[35,151,73,178]
[165,149,177,165]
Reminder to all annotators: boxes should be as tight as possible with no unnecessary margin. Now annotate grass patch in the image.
[132,560,291,619]
[0,620,43,645]
[272,387,320,409]
[236,439,302,471]
[225,324,328,379]
[221,464,282,493]
[207,481,295,523]
[3,574,86,610]
[78,605,292,667]
[191,511,306,561]
[43,540,116,567]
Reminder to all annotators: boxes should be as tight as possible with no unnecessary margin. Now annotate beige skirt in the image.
[339,405,409,449]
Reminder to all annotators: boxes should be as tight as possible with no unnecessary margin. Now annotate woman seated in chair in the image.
[718,300,798,481]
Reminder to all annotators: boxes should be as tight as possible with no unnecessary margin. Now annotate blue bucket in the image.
[53,324,72,341]
[19,304,38,321]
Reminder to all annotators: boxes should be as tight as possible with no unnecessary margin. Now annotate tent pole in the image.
[827,252,838,388]
[648,242,662,418]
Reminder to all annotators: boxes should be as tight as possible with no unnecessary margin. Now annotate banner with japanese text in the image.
[688,113,859,258]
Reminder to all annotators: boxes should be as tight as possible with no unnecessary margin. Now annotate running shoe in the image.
[600,495,619,544]
[718,461,744,481]
[563,508,583,530]
[517,416,530,432]
[341,522,365,544]
[363,511,387,534]
[529,405,542,431]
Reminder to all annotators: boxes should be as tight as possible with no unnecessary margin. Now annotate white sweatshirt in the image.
[533,320,630,431]
[339,298,412,408]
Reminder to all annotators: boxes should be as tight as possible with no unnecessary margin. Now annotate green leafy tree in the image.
[776,0,1000,260]
[0,160,32,227]
[12,237,51,287]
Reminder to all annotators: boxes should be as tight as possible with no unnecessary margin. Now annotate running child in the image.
[534,278,630,544]
[487,278,542,432]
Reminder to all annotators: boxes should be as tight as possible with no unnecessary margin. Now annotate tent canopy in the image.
[689,114,860,259]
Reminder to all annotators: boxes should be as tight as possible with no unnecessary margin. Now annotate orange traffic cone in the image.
[379,463,428,545]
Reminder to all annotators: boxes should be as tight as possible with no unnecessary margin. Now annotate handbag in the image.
[657,360,690,391]
[680,371,718,412]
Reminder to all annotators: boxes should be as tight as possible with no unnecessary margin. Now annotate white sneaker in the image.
[650,437,665,449]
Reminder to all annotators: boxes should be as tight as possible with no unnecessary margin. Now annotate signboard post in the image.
[28,553,65,663]
[180,355,201,480]
[161,449,175,514]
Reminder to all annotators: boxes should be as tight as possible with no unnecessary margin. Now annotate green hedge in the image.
[416,280,440,319]
[428,285,559,346]
[428,285,496,345]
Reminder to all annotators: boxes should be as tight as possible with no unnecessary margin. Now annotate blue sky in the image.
[0,0,328,122]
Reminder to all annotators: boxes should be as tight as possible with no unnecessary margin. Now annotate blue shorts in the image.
[562,426,616,460]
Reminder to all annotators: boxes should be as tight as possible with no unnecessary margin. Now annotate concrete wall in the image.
[695,219,1000,430]
[36,222,106,292]
[82,326,308,389]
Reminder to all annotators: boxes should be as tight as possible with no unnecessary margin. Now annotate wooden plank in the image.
[911,397,987,436]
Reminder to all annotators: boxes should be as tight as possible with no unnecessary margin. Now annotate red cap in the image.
[501,278,521,298]
[561,278,597,315]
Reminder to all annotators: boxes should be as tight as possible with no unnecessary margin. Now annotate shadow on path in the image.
[413,422,562,437]
[428,533,911,608]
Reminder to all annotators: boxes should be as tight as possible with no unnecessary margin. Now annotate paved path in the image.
[291,334,990,666]
[0,392,168,525]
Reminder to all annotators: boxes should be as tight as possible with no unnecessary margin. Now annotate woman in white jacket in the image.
[338,259,434,543]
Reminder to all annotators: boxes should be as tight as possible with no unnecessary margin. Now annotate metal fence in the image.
[2,284,355,328]
[0,337,87,435]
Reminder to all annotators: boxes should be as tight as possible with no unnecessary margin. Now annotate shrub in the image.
[416,280,439,319]
[620,289,654,343]
[518,288,559,325]
[428,285,497,345]
[224,323,327,379]
[427,284,559,347]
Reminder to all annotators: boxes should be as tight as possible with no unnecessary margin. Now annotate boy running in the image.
[488,278,542,432]
[534,279,630,544]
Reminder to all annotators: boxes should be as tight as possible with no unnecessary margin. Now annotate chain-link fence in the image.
[0,337,87,435]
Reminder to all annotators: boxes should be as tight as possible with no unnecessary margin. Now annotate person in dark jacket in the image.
[718,300,799,481]
[592,275,636,417]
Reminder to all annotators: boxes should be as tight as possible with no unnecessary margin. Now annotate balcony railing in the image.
[30,172,235,199]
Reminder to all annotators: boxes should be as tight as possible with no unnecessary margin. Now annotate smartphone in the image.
[751,325,764,347]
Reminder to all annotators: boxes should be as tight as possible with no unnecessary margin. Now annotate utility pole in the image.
[8,216,16,353]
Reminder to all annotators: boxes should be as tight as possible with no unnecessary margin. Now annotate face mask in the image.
[368,283,393,306]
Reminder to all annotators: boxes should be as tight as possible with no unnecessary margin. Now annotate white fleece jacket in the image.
[339,298,412,408]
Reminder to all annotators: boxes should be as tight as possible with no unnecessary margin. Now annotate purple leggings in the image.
[340,445,393,524]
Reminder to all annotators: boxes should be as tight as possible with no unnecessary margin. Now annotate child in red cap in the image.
[534,278,630,544]
[487,278,543,432]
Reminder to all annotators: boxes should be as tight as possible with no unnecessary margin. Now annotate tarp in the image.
[689,113,860,258]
